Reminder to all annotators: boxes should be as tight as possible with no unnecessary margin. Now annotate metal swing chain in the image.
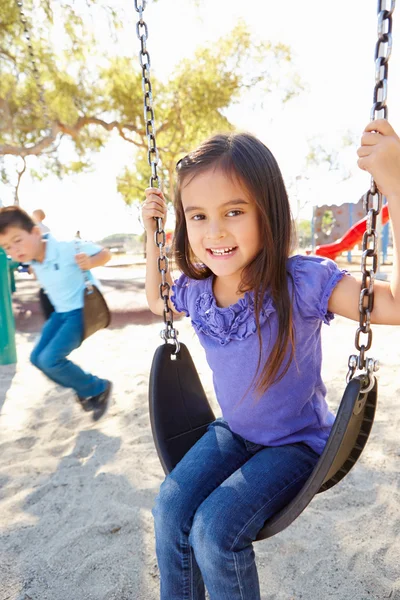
[15,0,52,130]
[347,0,395,392]
[135,0,180,352]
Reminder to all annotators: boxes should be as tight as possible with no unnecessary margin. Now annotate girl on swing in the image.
[142,118,400,600]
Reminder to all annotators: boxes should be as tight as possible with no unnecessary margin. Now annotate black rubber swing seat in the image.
[149,342,377,541]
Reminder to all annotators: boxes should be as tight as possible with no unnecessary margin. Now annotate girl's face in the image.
[181,167,262,285]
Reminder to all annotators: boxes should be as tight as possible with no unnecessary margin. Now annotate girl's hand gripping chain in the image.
[142,187,181,317]
[357,119,400,199]
[142,187,168,233]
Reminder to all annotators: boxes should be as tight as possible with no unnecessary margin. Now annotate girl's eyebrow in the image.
[184,198,249,214]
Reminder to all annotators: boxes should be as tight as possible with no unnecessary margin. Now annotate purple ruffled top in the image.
[171,255,348,455]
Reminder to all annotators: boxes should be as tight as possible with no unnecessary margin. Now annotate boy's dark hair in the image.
[174,132,295,395]
[0,206,36,235]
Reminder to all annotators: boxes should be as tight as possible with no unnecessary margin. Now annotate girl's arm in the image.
[328,119,400,325]
[142,188,182,317]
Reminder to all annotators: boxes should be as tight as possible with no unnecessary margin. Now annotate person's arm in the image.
[75,248,111,270]
[142,187,182,316]
[328,119,400,325]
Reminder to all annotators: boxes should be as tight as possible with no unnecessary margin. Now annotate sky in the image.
[2,0,399,241]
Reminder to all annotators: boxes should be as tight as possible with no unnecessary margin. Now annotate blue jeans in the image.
[152,419,319,600]
[30,309,107,399]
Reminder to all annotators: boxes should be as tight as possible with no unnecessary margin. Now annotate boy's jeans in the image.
[152,419,319,600]
[30,309,107,399]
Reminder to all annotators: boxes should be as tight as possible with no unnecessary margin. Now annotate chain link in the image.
[15,0,52,130]
[347,0,395,392]
[135,0,180,352]
[371,0,395,121]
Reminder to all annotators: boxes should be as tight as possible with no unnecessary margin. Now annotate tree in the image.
[296,219,312,249]
[305,130,357,183]
[1,0,126,203]
[1,1,303,205]
[116,22,304,205]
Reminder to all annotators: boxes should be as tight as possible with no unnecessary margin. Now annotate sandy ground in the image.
[0,262,399,600]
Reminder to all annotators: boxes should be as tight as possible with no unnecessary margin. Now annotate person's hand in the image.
[357,119,400,198]
[75,253,91,270]
[142,187,168,233]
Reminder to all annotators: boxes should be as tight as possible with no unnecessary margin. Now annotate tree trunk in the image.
[14,158,26,206]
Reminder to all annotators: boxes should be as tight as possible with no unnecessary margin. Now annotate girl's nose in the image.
[206,220,225,241]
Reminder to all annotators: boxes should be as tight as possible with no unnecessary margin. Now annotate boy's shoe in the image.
[76,380,112,420]
[90,380,112,421]
[76,396,93,412]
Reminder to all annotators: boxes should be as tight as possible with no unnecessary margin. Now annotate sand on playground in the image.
[0,265,400,600]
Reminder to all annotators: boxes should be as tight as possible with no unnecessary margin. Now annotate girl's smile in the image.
[206,246,238,258]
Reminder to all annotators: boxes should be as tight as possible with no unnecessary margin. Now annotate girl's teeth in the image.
[211,247,235,255]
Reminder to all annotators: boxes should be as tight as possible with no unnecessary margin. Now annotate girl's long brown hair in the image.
[173,132,295,395]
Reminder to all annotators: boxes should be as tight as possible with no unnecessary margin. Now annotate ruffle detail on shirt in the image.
[191,289,275,345]
[171,279,191,317]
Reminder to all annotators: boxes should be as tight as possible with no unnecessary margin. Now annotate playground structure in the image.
[0,248,17,365]
[313,199,391,262]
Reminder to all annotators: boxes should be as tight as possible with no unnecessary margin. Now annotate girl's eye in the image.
[226,210,243,217]
[192,214,205,221]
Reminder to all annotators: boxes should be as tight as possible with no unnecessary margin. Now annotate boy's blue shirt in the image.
[30,234,103,313]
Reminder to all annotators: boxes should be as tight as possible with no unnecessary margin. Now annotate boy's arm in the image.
[75,248,111,270]
[88,248,112,268]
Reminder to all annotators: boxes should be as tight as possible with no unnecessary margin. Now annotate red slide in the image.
[314,203,390,260]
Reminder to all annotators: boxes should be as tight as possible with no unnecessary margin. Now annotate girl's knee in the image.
[152,476,190,535]
[189,510,226,562]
